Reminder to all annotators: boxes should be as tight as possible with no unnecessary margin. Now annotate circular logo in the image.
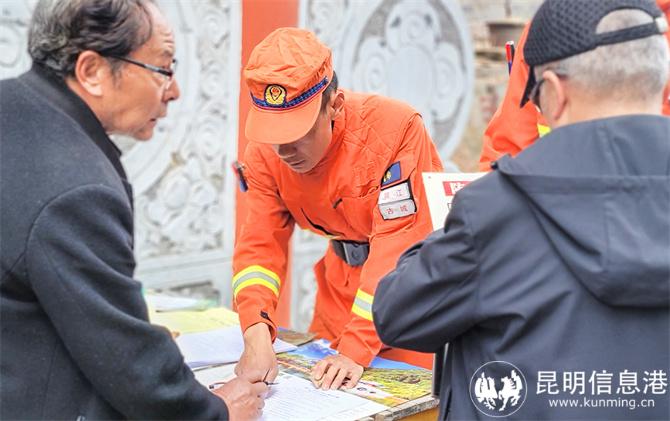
[469,361,527,417]
[264,84,286,106]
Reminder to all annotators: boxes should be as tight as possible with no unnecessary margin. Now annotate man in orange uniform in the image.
[233,28,443,390]
[479,0,670,171]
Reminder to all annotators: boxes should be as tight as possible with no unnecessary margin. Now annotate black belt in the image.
[331,240,370,267]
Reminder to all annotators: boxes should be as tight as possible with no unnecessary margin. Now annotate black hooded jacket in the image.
[373,115,670,420]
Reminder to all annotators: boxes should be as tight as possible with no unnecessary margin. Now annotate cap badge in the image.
[265,84,287,106]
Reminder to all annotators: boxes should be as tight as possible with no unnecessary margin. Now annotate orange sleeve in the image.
[335,114,443,367]
[479,22,548,171]
[232,145,295,340]
[481,7,670,168]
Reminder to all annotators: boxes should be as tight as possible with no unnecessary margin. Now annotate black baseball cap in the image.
[520,0,669,107]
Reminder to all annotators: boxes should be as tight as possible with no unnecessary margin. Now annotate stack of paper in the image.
[176,326,297,369]
[149,307,240,334]
[193,368,388,421]
[144,293,211,312]
[258,372,387,421]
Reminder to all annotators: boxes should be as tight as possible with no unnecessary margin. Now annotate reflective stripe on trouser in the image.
[351,289,374,321]
[232,265,281,298]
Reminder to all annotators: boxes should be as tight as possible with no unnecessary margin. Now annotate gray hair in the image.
[28,0,155,79]
[536,9,670,102]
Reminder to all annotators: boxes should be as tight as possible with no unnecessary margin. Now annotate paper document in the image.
[176,326,296,369]
[150,307,240,334]
[193,364,236,385]
[144,294,210,312]
[277,339,432,407]
[260,373,387,421]
[194,369,387,421]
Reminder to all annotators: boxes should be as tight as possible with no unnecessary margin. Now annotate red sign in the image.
[443,180,470,196]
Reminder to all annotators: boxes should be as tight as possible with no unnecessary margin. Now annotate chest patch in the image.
[378,181,411,204]
[378,181,416,220]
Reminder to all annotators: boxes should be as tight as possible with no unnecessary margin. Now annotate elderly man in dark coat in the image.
[373,0,670,420]
[0,0,266,419]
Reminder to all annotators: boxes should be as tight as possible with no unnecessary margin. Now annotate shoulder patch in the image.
[378,181,416,220]
[381,162,401,187]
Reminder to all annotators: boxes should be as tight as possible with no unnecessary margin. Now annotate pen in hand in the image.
[208,372,278,390]
[208,381,228,390]
[262,369,278,386]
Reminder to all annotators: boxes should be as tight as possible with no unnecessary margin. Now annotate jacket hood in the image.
[494,115,670,308]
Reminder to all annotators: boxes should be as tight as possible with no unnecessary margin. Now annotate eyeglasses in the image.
[529,70,568,112]
[529,78,546,110]
[109,56,177,86]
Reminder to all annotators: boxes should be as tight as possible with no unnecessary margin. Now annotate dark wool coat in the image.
[1,66,229,420]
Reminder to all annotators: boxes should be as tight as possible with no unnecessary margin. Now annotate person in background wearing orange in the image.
[232,28,443,391]
[479,0,670,171]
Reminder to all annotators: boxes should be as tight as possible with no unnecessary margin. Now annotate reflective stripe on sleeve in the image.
[537,123,551,137]
[351,289,374,321]
[232,265,281,298]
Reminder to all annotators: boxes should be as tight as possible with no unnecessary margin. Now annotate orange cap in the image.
[244,27,334,145]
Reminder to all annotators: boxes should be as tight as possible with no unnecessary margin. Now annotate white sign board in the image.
[422,172,487,230]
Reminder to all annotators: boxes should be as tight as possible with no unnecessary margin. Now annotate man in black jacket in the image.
[0,0,266,419]
[373,0,670,420]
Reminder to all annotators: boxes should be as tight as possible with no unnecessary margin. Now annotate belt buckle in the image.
[342,241,366,266]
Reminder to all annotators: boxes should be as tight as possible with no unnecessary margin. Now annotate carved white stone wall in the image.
[127,1,241,306]
[0,1,36,79]
[0,0,241,304]
[291,0,474,331]
[1,0,474,331]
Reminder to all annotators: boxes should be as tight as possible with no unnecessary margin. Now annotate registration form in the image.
[195,369,388,420]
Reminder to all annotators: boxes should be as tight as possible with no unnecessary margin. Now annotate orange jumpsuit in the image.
[479,0,670,171]
[233,90,443,368]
